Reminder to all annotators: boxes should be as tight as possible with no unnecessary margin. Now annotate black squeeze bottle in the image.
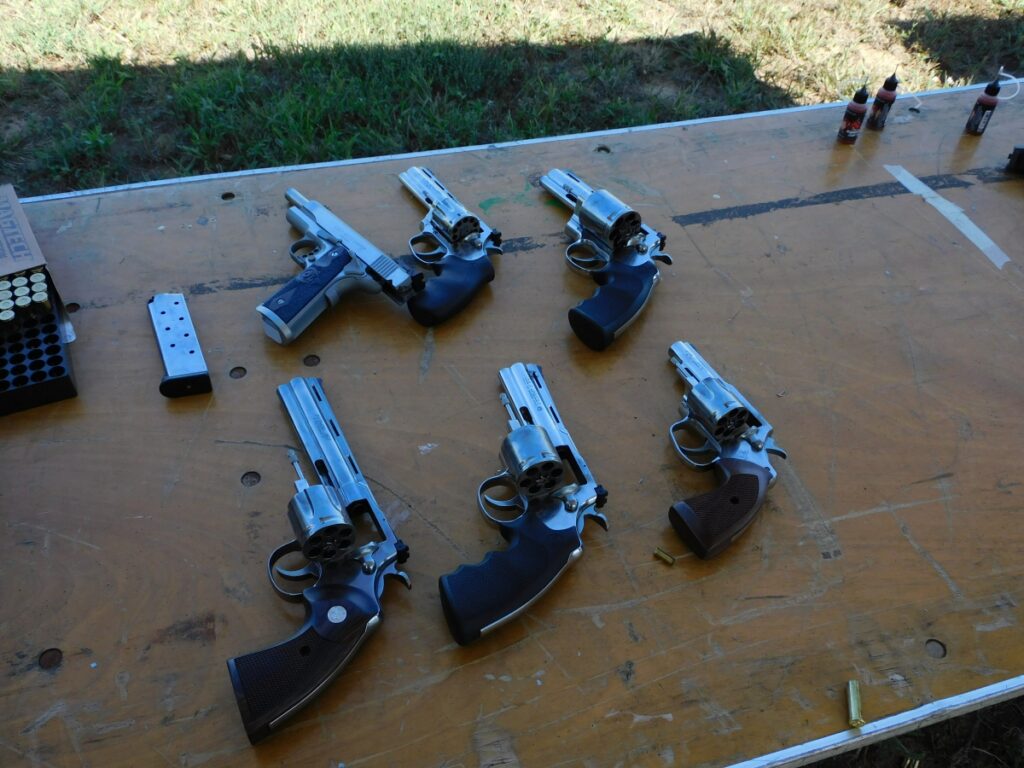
[866,71,899,130]
[837,86,869,144]
[965,79,1001,135]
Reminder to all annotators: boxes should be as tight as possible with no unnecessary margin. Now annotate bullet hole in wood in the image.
[229,366,247,379]
[241,471,261,487]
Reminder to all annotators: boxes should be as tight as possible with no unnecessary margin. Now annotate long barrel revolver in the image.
[540,169,672,351]
[399,166,502,325]
[257,188,425,344]
[667,342,786,558]
[438,363,608,645]
[226,377,410,744]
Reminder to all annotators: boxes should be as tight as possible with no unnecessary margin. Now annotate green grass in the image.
[1,0,1021,194]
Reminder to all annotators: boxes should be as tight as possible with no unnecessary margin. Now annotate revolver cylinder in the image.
[287,485,355,562]
[577,190,642,251]
[687,379,753,442]
[499,424,564,500]
[430,198,481,245]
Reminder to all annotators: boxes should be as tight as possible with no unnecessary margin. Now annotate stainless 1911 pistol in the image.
[438,363,608,645]
[540,169,672,351]
[667,342,786,558]
[226,377,411,744]
[398,166,502,326]
[257,188,425,344]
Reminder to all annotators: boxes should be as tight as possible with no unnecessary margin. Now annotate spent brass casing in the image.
[846,680,865,727]
[0,290,11,302]
[29,272,47,285]
[0,309,14,323]
[0,299,13,311]
[11,276,28,288]
[14,296,31,308]
[13,286,30,298]
[0,280,11,291]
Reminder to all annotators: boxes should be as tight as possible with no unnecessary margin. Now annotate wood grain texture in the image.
[1,90,1022,767]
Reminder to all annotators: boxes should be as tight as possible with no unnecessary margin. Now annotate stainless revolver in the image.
[540,169,672,350]
[398,166,502,325]
[226,377,410,744]
[667,342,786,558]
[257,188,425,344]
[438,363,608,645]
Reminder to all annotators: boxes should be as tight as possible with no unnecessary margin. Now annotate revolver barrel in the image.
[539,168,595,208]
[399,167,481,244]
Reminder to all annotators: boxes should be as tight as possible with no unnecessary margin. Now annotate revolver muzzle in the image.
[578,190,642,252]
[287,485,356,562]
[687,379,756,443]
[500,424,565,500]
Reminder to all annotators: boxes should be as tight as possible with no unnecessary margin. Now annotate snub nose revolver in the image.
[540,169,672,350]
[438,363,608,645]
[257,188,424,344]
[226,377,410,744]
[667,342,786,558]
[399,166,502,325]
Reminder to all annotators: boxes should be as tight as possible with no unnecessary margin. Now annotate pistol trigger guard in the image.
[288,237,322,267]
[477,472,527,526]
[409,231,448,265]
[266,540,313,603]
[669,418,719,471]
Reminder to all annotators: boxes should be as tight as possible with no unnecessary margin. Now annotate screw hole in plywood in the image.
[229,366,246,379]
[925,639,947,658]
[303,354,320,367]
[241,471,261,487]
[38,648,63,670]
[222,192,236,201]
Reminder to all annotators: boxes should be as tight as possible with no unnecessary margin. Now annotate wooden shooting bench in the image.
[3,86,1022,768]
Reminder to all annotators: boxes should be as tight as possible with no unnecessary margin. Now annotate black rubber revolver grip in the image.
[407,256,495,326]
[568,260,657,351]
[226,583,379,744]
[438,514,581,646]
[668,458,771,559]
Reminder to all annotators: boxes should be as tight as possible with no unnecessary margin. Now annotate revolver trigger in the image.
[653,252,673,265]
[274,563,319,581]
[409,231,447,264]
[584,510,609,531]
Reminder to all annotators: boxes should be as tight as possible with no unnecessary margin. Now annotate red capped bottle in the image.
[837,85,870,144]
[866,71,899,130]
[965,79,1001,135]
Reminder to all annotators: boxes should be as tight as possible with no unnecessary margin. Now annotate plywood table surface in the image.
[2,89,1022,767]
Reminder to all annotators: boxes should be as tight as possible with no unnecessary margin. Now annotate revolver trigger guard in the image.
[288,237,322,267]
[409,231,448,265]
[669,418,719,471]
[266,540,313,603]
[565,240,609,273]
[477,472,527,526]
